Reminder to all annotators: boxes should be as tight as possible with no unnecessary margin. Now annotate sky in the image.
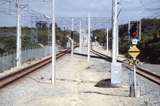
[0,0,159,27]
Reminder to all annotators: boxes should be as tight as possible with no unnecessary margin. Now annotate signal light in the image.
[131,32,138,37]
[130,23,138,38]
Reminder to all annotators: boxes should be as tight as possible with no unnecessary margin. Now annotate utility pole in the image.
[116,24,119,59]
[87,14,91,62]
[111,0,122,86]
[16,0,21,67]
[79,20,82,53]
[47,21,50,46]
[71,18,74,31]
[112,0,118,63]
[67,36,74,56]
[128,21,131,41]
[139,20,141,41]
[106,28,109,54]
[51,0,55,85]
[71,18,74,40]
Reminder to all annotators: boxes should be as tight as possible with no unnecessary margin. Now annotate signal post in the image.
[128,21,141,97]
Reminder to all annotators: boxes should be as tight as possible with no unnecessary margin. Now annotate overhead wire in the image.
[138,0,160,18]
[139,0,160,11]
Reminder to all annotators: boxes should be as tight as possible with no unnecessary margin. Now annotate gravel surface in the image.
[92,46,160,106]
[0,53,154,106]
[137,74,160,106]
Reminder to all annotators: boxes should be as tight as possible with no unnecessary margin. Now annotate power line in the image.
[139,0,160,11]
[0,0,10,6]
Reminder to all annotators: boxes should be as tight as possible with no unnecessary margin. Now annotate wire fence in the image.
[0,46,52,73]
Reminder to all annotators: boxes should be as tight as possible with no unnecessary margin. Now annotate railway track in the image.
[91,49,160,85]
[0,49,70,88]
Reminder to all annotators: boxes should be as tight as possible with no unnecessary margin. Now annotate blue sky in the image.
[56,0,159,20]
[0,0,159,26]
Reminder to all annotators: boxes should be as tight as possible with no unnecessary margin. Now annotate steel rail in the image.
[91,49,160,85]
[0,49,70,88]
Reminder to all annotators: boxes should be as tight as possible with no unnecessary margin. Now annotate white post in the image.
[79,21,82,53]
[16,0,21,67]
[47,22,50,46]
[71,18,74,40]
[139,20,141,41]
[128,21,131,41]
[116,24,119,59]
[71,40,74,56]
[106,28,109,54]
[112,0,118,63]
[67,36,74,56]
[51,0,55,85]
[71,18,74,31]
[111,0,120,86]
[71,18,74,53]
[87,14,91,62]
[133,64,137,97]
